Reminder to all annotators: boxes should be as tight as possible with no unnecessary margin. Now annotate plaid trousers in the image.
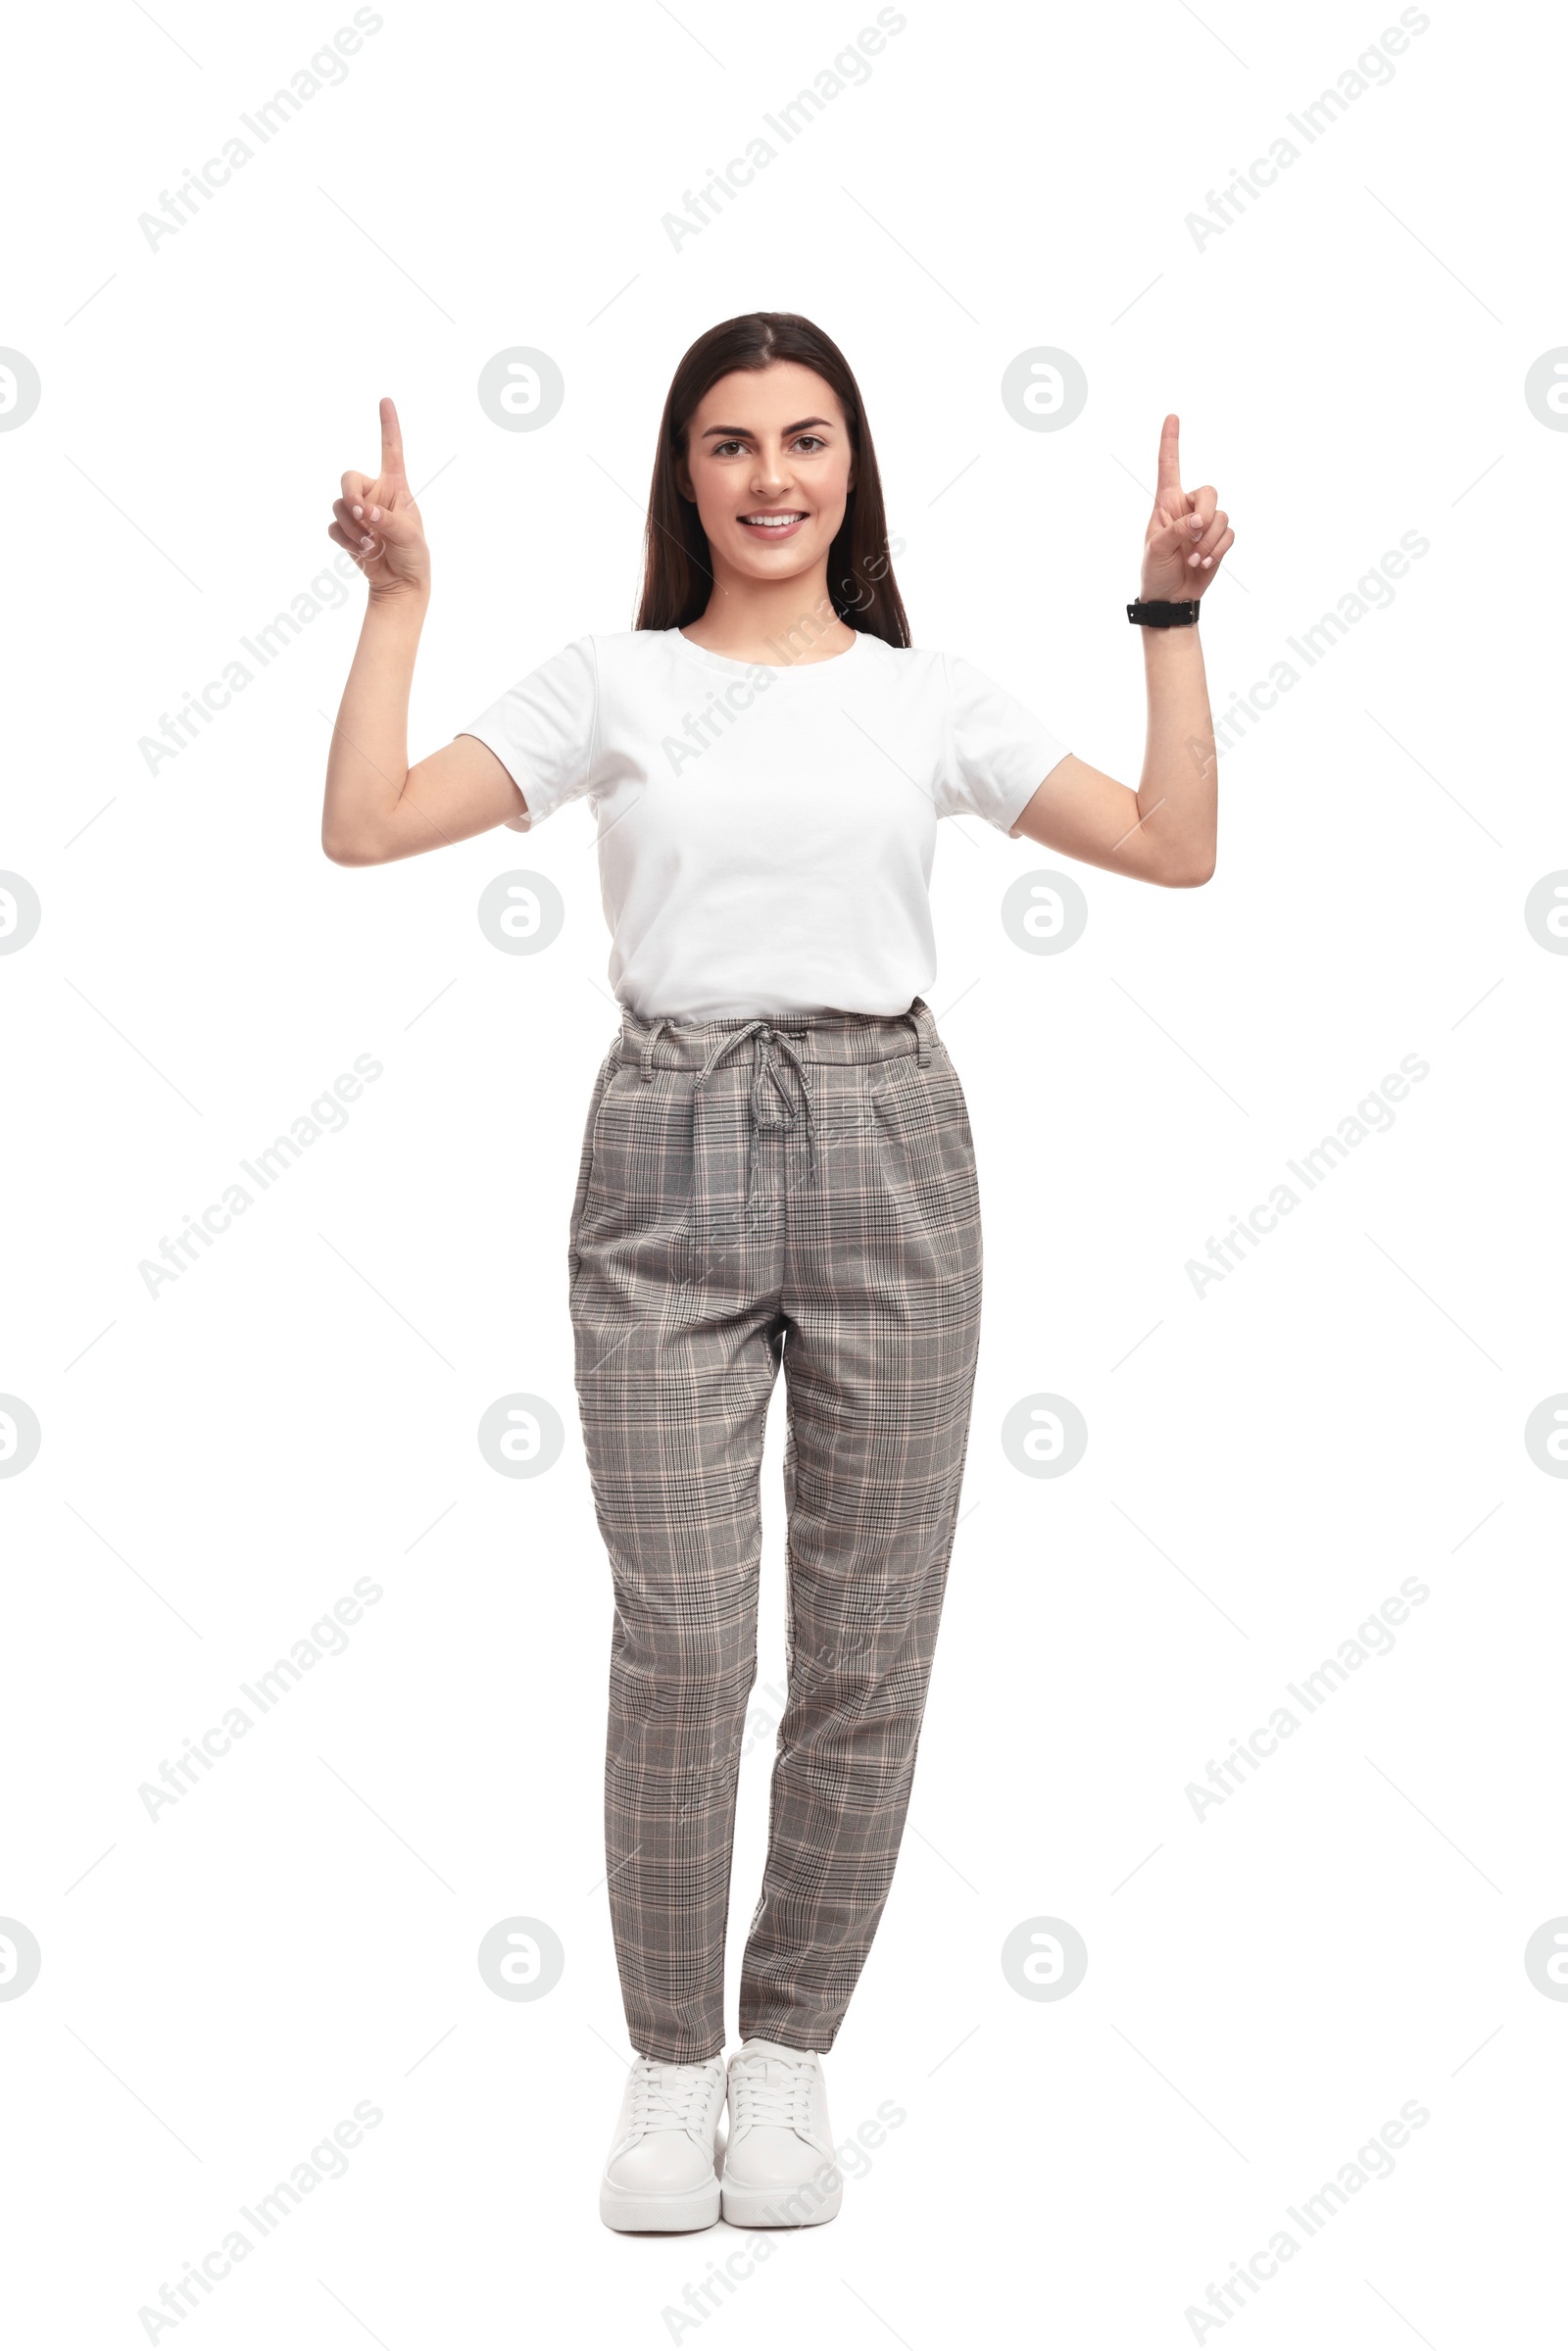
[566,995,983,2063]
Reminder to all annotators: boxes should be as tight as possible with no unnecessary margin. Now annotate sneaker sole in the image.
[719,2176,843,2229]
[600,2175,722,2233]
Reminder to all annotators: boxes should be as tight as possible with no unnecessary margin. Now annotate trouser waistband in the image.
[615,995,938,1077]
[613,998,939,1214]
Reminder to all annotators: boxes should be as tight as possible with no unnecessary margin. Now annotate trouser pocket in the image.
[871,1043,977,1185]
[566,1046,620,1289]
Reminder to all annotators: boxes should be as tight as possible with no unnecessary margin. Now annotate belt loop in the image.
[906,996,936,1068]
[640,1016,669,1083]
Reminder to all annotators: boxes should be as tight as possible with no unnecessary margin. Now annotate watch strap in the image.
[1127,598,1200,626]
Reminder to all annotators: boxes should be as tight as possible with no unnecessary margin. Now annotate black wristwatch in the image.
[1127,598,1200,626]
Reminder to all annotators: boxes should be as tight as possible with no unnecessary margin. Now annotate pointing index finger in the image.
[1154,412,1182,504]
[378,395,407,486]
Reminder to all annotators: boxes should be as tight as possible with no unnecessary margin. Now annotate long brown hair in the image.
[634,312,909,648]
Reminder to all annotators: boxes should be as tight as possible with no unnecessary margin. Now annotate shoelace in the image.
[728,2052,814,2133]
[627,2058,717,2139]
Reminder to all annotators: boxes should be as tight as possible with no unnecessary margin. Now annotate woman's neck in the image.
[679,567,858,667]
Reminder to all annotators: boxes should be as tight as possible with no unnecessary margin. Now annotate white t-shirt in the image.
[460,625,1070,1023]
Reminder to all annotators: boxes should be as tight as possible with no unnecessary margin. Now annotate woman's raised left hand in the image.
[1140,415,1234,601]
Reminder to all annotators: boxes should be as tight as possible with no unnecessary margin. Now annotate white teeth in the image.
[742,514,805,526]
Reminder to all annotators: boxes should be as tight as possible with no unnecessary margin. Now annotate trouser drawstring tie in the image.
[690,1021,818,1211]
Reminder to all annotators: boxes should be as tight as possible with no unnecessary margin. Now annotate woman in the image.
[320,313,1230,2235]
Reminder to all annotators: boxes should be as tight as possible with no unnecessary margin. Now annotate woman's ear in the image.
[674,451,695,504]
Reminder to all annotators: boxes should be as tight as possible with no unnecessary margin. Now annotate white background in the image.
[4,0,1565,2342]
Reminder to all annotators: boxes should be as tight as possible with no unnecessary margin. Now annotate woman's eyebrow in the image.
[699,416,836,438]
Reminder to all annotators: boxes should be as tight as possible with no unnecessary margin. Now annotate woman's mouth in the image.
[739,511,808,539]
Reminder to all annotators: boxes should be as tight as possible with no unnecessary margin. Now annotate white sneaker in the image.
[720,2040,843,2228]
[600,2053,726,2232]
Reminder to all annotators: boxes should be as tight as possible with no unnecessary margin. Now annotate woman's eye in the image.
[708,436,827,458]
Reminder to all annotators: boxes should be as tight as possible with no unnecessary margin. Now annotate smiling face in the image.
[676,361,858,588]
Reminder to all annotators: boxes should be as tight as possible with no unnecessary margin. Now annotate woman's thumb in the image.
[367,500,418,544]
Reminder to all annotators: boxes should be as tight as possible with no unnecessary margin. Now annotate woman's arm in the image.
[320,399,526,866]
[1011,414,1229,889]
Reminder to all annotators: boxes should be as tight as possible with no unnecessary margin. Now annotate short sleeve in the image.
[938,652,1071,832]
[457,635,600,828]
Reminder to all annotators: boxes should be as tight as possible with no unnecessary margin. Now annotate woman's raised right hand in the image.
[328,396,430,601]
